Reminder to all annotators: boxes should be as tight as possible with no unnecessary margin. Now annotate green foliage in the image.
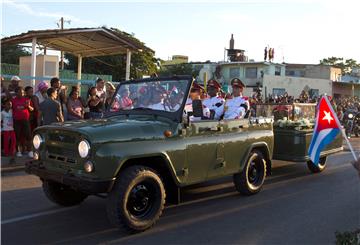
[1,63,19,75]
[1,44,30,65]
[65,49,158,81]
[335,229,360,245]
[65,28,158,81]
[320,57,360,75]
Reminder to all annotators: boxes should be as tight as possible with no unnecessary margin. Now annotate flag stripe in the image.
[309,128,340,164]
[309,128,332,162]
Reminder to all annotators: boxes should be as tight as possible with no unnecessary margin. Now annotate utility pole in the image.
[58,17,71,70]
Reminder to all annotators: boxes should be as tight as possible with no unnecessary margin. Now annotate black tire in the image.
[307,156,327,173]
[233,150,267,195]
[106,165,166,232]
[42,180,88,206]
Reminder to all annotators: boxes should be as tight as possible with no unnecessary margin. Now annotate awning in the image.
[1,27,154,57]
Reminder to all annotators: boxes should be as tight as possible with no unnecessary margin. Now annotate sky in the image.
[1,0,360,64]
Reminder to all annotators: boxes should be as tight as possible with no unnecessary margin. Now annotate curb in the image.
[1,165,26,174]
[1,157,30,174]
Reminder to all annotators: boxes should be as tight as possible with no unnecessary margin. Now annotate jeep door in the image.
[219,119,250,175]
[184,121,220,184]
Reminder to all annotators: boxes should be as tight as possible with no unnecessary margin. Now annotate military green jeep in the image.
[26,76,273,232]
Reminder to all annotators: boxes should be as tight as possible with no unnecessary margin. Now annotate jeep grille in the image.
[46,145,77,164]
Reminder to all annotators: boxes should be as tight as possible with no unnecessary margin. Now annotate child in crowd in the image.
[1,99,16,158]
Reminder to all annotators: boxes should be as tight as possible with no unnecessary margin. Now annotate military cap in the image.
[231,78,245,88]
[207,79,221,90]
[191,82,204,91]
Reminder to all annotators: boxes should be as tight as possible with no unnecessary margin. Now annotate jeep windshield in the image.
[107,76,192,122]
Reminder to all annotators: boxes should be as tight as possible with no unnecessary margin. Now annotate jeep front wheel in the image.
[233,150,267,195]
[106,165,166,232]
[307,156,327,173]
[42,180,88,206]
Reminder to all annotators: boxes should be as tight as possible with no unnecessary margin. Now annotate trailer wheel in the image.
[307,156,327,173]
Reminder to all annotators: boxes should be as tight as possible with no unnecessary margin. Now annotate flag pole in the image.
[324,96,358,161]
[340,128,358,161]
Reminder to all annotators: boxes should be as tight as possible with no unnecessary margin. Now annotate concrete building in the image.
[162,55,189,66]
[195,62,341,98]
[262,74,332,99]
[285,63,342,81]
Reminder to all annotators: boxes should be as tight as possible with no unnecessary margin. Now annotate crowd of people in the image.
[1,76,115,159]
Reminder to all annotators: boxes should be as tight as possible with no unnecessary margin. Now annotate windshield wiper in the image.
[133,107,156,111]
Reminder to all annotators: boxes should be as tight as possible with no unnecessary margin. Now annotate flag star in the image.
[322,111,333,124]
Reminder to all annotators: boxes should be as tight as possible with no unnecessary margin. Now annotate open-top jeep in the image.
[26,76,275,232]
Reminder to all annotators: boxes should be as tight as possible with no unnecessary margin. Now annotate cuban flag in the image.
[308,96,342,165]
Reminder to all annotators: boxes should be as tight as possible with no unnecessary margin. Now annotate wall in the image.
[332,82,360,97]
[262,74,332,97]
[286,64,342,81]
[220,62,285,87]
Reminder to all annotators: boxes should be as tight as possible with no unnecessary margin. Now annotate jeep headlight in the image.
[348,113,354,119]
[78,140,90,158]
[33,134,43,150]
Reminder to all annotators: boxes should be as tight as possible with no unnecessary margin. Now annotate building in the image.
[285,63,342,81]
[162,55,189,66]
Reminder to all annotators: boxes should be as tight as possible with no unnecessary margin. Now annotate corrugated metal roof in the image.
[1,27,154,57]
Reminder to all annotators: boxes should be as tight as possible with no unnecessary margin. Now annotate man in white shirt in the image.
[184,82,210,121]
[224,78,249,120]
[202,79,225,120]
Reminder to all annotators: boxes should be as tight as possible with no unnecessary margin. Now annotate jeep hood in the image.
[38,116,177,143]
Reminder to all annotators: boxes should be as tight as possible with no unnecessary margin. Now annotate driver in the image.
[148,86,169,111]
[184,82,210,121]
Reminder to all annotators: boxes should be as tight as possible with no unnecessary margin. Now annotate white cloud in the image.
[3,0,99,27]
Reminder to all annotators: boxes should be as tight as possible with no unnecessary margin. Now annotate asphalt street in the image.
[1,142,360,245]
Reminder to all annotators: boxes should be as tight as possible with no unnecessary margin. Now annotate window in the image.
[272,88,286,96]
[309,89,319,99]
[245,67,257,78]
[275,66,281,76]
[229,68,240,78]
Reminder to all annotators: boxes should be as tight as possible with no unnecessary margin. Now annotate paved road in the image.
[2,146,360,244]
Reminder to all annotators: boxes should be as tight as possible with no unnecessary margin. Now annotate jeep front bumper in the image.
[25,161,115,194]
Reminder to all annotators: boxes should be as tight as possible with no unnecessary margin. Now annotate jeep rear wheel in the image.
[43,180,88,206]
[106,165,166,232]
[233,150,267,195]
[307,156,327,173]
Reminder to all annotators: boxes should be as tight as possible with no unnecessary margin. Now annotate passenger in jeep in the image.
[184,83,210,121]
[224,78,249,120]
[202,79,225,120]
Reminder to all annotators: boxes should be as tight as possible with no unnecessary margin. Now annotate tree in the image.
[65,50,158,81]
[319,57,360,74]
[65,28,158,81]
[1,44,31,64]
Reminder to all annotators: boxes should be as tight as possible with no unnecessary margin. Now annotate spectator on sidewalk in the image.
[1,99,16,158]
[39,88,64,125]
[105,82,116,110]
[95,78,106,105]
[70,85,87,107]
[11,86,33,158]
[34,81,49,105]
[67,90,84,120]
[33,81,49,126]
[6,76,21,98]
[50,77,67,119]
[87,86,104,119]
[25,86,38,135]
